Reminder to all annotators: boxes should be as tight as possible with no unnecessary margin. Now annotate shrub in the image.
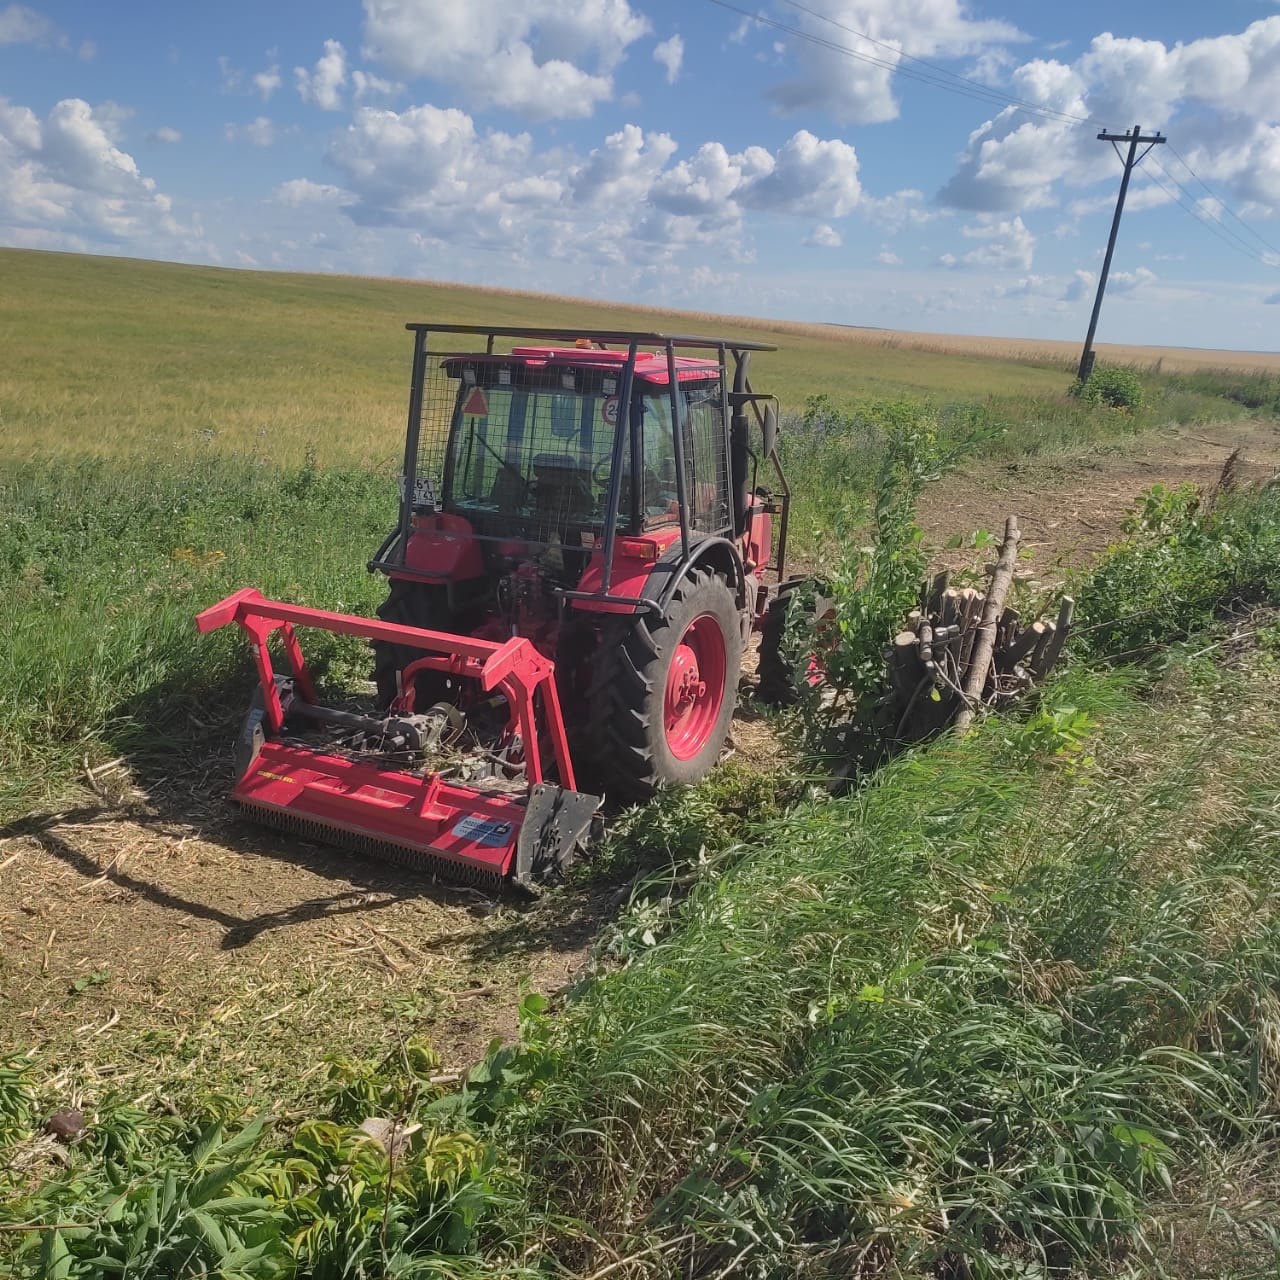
[2,1041,521,1279]
[1073,478,1280,661]
[1071,366,1145,411]
[778,400,960,733]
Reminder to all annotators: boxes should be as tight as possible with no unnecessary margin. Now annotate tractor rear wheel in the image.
[372,580,453,709]
[588,569,741,802]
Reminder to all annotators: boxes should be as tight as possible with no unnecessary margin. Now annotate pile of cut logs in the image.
[883,516,1074,742]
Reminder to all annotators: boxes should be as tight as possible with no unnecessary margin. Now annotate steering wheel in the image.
[591,454,613,486]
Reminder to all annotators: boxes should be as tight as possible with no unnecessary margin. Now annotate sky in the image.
[2,0,1279,350]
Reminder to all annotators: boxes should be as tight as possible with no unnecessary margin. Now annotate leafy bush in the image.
[2,1041,521,1280]
[1073,478,1280,661]
[777,403,938,717]
[1071,366,1145,411]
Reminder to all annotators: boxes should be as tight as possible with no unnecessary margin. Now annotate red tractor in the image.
[198,324,791,889]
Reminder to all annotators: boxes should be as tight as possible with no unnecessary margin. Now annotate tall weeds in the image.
[0,455,395,818]
[492,650,1280,1277]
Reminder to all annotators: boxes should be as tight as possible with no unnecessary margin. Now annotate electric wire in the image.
[706,0,1092,126]
[1146,155,1276,263]
[1140,160,1275,265]
[1165,143,1280,261]
[707,0,1279,269]
[774,0,1103,128]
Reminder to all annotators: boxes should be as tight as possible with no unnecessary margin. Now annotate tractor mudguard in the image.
[570,532,746,616]
[370,512,485,584]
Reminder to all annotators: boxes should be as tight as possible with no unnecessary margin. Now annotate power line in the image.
[705,0,1094,128]
[708,0,1280,270]
[774,0,1101,128]
[1143,157,1276,265]
[1164,144,1280,261]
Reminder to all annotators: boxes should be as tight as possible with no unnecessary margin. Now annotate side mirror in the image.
[761,403,779,459]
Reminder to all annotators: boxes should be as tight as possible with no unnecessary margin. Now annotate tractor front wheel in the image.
[589,569,742,802]
[372,580,453,708]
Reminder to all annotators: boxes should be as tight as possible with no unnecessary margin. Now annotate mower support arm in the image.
[195,589,577,790]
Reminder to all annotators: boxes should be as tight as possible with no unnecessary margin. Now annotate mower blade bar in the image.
[237,802,507,893]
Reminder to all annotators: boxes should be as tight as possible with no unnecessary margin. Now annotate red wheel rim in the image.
[663,612,727,761]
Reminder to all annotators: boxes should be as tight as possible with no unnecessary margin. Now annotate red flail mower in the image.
[198,324,794,890]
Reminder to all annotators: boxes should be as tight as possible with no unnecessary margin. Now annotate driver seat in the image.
[532,452,594,524]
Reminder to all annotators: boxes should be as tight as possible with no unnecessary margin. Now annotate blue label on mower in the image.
[452,816,515,848]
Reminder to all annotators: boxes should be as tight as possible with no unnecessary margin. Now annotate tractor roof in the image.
[442,346,721,386]
[406,322,776,354]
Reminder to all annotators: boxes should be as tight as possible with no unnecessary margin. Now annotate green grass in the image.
[0,247,1238,468]
[5,249,1280,1278]
[482,616,1280,1277]
[0,456,394,820]
[7,640,1280,1278]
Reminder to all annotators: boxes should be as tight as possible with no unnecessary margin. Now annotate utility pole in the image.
[1077,124,1166,381]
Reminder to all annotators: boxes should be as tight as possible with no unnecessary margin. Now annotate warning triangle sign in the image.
[461,386,489,417]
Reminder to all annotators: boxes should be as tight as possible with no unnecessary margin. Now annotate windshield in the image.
[443,384,615,539]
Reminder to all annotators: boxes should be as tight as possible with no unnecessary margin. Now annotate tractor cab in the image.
[361,324,791,803]
[371,326,789,625]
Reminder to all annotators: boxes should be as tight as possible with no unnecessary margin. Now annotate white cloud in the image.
[224,116,279,146]
[0,3,54,45]
[1109,266,1156,294]
[804,223,842,248]
[763,0,1024,124]
[653,34,683,84]
[295,39,347,111]
[940,17,1280,216]
[360,0,651,120]
[739,130,861,216]
[221,53,285,101]
[1061,268,1093,302]
[273,177,356,207]
[0,95,200,255]
[352,69,402,100]
[148,126,182,144]
[876,247,901,264]
[861,187,937,230]
[958,214,1035,269]
[967,47,1015,86]
[571,123,679,206]
[253,64,282,100]
[322,105,862,267]
[1068,183,1172,217]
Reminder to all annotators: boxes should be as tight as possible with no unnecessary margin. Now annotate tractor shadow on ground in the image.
[3,753,612,962]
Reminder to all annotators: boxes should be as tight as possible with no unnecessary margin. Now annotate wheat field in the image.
[7,247,1272,468]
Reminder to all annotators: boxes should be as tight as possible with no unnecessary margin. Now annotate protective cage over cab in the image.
[370,324,789,618]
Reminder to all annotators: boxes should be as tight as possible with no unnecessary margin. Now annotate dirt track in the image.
[925,418,1280,576]
[2,418,1277,1101]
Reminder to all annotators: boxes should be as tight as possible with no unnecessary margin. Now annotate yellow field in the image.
[2,248,1274,468]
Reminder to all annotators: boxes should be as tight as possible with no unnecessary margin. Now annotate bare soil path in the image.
[923,418,1280,578]
[3,417,1277,1105]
